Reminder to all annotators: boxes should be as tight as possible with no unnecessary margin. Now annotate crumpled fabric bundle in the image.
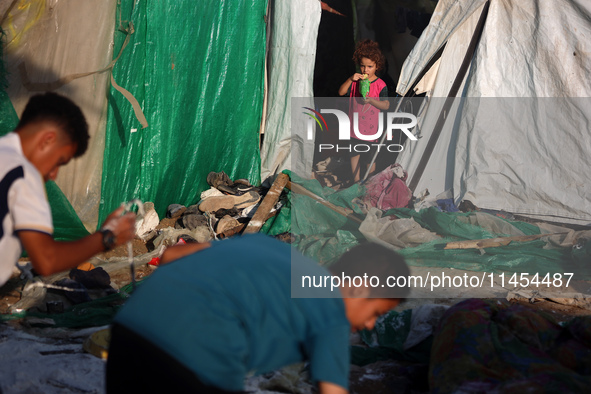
[363,164,412,210]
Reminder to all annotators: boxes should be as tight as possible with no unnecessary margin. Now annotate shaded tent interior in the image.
[312,0,434,176]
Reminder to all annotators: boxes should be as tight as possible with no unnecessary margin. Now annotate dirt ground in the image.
[0,261,154,314]
[2,233,591,393]
[2,261,591,394]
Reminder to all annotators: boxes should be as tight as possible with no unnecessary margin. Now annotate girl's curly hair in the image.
[352,39,385,72]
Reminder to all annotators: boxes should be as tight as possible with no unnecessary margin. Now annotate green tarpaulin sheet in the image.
[285,175,591,278]
[99,0,267,224]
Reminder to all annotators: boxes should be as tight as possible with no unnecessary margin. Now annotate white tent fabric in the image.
[260,0,321,180]
[396,0,591,225]
[2,0,117,230]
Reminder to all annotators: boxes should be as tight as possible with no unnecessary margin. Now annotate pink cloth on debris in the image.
[363,164,412,210]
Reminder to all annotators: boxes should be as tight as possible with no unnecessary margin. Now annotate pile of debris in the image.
[313,156,351,190]
[133,171,286,254]
[1,171,290,316]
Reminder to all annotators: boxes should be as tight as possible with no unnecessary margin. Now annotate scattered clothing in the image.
[363,164,412,210]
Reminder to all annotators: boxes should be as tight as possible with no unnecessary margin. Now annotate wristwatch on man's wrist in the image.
[99,229,116,251]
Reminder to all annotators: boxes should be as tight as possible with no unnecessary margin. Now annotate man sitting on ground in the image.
[0,92,136,287]
[107,234,410,393]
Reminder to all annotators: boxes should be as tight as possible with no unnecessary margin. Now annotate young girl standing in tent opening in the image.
[339,39,389,183]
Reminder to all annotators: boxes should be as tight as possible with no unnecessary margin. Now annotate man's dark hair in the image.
[17,92,89,157]
[329,242,410,298]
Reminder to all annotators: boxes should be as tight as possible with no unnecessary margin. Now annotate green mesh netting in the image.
[0,89,18,135]
[351,308,432,366]
[287,171,366,265]
[99,0,267,225]
[46,181,90,241]
[0,27,18,135]
[1,282,138,328]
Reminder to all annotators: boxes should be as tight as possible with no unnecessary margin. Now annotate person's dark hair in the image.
[352,39,385,72]
[329,242,410,298]
[17,92,89,157]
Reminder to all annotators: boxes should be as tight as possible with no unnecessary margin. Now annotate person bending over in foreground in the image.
[0,92,136,287]
[107,234,410,393]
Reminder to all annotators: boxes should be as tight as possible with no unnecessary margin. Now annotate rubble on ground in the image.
[1,171,289,316]
[3,166,591,393]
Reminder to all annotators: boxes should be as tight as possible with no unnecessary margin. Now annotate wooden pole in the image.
[287,181,363,224]
[243,173,290,234]
[444,232,568,250]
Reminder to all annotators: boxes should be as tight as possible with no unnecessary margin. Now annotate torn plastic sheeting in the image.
[294,200,591,279]
[3,0,118,230]
[364,208,591,277]
[99,0,266,225]
[384,207,541,240]
[260,0,321,179]
[0,65,88,242]
[283,171,367,264]
[284,170,591,277]
[290,172,365,237]
[455,211,528,238]
[359,208,440,250]
[395,234,590,279]
[293,230,360,266]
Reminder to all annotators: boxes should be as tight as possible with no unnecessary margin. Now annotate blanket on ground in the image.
[430,298,591,393]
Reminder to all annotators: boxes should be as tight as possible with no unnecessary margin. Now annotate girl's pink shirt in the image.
[349,78,387,142]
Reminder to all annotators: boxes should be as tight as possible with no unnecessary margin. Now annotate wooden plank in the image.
[219,223,246,239]
[243,173,290,234]
[444,232,568,250]
[287,181,363,224]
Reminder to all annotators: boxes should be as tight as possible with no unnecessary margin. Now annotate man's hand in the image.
[18,206,137,277]
[100,206,137,248]
[318,381,348,394]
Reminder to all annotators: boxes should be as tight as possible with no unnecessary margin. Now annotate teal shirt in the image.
[114,234,350,391]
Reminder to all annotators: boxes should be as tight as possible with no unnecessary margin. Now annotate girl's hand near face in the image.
[351,73,364,82]
[340,73,364,96]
